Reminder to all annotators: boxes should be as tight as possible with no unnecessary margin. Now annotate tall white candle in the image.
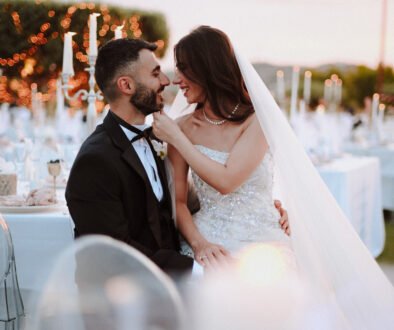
[89,13,100,56]
[62,32,76,76]
[56,78,64,118]
[378,103,385,121]
[323,79,332,106]
[371,93,380,128]
[290,66,299,120]
[115,24,124,39]
[303,70,311,105]
[335,79,342,105]
[276,70,285,104]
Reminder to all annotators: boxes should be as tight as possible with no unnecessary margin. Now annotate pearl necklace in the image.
[202,103,240,126]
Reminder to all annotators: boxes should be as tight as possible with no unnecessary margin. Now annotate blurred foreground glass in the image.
[31,235,185,330]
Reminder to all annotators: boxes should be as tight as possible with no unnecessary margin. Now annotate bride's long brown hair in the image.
[174,26,254,122]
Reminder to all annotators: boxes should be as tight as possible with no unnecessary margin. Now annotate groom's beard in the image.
[130,83,164,116]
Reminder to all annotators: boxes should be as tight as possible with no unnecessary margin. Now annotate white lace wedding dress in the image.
[180,144,291,257]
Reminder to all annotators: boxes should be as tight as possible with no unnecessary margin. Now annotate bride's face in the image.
[173,68,205,104]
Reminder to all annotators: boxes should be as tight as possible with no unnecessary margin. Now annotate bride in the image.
[154,26,290,268]
[153,26,394,328]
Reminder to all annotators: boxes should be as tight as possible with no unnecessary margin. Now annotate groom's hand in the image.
[275,200,291,236]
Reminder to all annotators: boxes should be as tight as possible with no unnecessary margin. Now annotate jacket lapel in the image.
[103,112,162,246]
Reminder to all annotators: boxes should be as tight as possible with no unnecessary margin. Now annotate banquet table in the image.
[3,207,74,296]
[344,143,394,211]
[317,155,385,257]
[0,154,386,306]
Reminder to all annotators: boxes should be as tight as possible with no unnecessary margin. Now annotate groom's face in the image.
[130,49,170,116]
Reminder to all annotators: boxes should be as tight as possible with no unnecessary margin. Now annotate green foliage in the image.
[344,66,377,108]
[299,65,394,110]
[377,217,394,264]
[0,1,169,104]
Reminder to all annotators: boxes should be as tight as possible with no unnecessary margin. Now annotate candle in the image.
[378,103,385,121]
[303,71,312,105]
[334,79,342,105]
[276,70,285,105]
[62,32,76,76]
[56,78,64,117]
[89,13,100,56]
[371,93,379,129]
[299,99,306,116]
[323,79,332,106]
[290,66,299,120]
[114,24,124,39]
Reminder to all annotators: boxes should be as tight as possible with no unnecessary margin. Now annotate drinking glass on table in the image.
[47,160,61,203]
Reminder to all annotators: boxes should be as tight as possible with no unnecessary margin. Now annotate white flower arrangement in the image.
[151,140,168,160]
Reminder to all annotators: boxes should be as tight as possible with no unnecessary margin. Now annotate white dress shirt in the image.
[121,124,203,275]
[119,124,163,201]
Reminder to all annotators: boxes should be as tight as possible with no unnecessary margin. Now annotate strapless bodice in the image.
[180,145,290,256]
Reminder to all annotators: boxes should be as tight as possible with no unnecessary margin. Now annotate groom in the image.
[66,38,193,274]
[66,38,289,275]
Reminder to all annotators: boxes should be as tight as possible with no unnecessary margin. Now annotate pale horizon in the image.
[63,0,394,70]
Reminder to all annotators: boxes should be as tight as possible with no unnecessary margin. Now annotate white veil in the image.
[168,50,394,328]
[236,50,394,328]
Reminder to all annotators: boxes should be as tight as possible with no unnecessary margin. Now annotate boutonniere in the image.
[151,140,168,160]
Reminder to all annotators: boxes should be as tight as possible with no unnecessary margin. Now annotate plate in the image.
[0,204,64,214]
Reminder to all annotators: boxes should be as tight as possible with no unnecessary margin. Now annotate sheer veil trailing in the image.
[169,49,394,328]
[237,49,394,328]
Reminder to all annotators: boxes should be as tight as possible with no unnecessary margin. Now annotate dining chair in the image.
[0,215,25,330]
[31,235,186,330]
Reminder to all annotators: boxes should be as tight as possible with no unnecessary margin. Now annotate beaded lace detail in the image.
[181,145,290,257]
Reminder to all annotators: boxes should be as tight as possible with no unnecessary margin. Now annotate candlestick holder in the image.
[62,55,103,134]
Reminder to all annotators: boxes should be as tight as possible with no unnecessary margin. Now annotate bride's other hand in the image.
[152,111,183,145]
[275,200,291,236]
[193,240,230,267]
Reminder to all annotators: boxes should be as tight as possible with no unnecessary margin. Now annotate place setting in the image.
[0,157,66,213]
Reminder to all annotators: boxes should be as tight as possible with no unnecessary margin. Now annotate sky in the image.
[66,0,394,70]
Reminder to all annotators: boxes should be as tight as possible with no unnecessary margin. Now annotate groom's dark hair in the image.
[95,38,157,102]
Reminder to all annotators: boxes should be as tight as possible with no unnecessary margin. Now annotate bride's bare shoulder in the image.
[176,111,202,130]
[175,113,193,126]
[242,112,258,130]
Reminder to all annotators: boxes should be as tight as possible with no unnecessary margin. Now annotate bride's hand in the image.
[152,111,182,145]
[193,240,232,267]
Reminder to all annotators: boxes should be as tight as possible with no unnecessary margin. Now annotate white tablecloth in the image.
[4,210,74,292]
[317,156,385,257]
[345,143,394,211]
[1,154,386,295]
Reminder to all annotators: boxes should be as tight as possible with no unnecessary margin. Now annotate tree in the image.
[0,1,169,106]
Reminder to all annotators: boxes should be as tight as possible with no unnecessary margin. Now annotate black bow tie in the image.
[110,111,155,143]
[130,126,153,143]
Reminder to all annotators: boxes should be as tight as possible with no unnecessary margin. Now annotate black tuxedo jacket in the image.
[65,111,193,274]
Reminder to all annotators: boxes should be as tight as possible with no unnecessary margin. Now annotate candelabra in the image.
[62,55,103,134]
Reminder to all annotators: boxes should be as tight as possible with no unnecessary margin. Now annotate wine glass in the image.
[47,160,61,203]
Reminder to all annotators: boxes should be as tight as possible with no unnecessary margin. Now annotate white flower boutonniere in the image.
[151,140,168,160]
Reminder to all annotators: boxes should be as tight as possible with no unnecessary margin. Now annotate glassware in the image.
[47,160,61,203]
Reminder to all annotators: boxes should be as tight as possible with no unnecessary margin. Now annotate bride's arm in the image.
[168,143,230,265]
[154,113,267,195]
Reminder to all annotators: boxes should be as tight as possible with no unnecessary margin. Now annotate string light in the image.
[0,2,166,106]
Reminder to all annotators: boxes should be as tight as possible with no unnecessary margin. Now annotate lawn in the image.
[377,214,394,264]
